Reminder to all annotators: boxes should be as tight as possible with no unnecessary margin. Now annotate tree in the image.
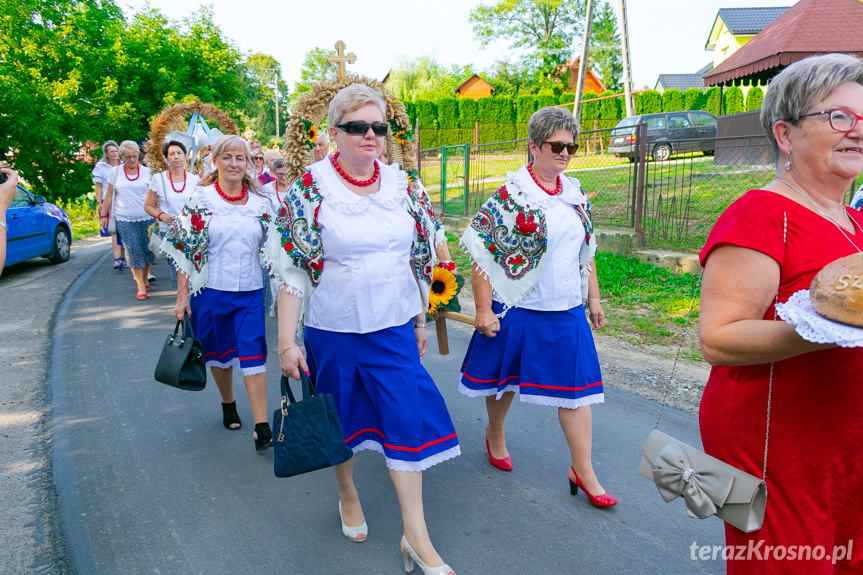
[485,59,532,97]
[291,48,336,106]
[385,57,473,102]
[470,0,587,80]
[588,1,622,92]
[0,0,125,199]
[242,53,290,138]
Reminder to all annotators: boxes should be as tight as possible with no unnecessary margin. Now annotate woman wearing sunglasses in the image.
[265,83,458,575]
[459,106,616,508]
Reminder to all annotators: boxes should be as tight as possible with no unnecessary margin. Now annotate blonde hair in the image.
[200,135,262,194]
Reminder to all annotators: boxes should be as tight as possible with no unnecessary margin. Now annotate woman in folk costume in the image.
[265,84,458,575]
[459,106,617,508]
[161,135,274,452]
[144,138,200,288]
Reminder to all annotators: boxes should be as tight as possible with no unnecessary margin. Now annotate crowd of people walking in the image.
[68,53,863,574]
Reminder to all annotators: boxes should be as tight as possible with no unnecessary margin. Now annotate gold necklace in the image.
[776,178,862,252]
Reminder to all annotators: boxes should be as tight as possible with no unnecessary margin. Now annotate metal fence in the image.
[416,120,786,253]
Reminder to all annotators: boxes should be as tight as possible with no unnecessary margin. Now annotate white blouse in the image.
[91,161,119,200]
[109,164,152,221]
[198,185,269,292]
[150,170,200,233]
[493,172,587,311]
[304,159,423,334]
[260,180,284,208]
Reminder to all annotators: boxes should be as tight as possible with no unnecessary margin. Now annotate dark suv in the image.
[608,110,717,161]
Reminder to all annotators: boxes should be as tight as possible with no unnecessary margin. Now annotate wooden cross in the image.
[326,40,356,81]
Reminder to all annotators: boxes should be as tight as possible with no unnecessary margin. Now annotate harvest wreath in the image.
[282,74,417,184]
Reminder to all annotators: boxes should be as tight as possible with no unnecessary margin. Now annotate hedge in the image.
[415,99,438,147]
[558,92,575,106]
[722,86,745,115]
[683,88,705,111]
[745,86,764,111]
[516,95,537,138]
[458,98,478,128]
[641,90,663,114]
[661,88,684,112]
[477,96,515,143]
[536,93,557,110]
[704,87,721,115]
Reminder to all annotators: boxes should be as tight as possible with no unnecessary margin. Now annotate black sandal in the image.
[254,422,273,452]
[222,401,242,430]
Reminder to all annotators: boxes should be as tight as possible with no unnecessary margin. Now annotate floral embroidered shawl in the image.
[161,187,271,296]
[262,161,437,315]
[460,164,596,313]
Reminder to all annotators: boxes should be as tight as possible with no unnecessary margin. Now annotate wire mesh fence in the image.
[417,120,857,253]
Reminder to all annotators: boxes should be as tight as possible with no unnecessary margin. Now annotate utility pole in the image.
[618,0,635,117]
[573,0,596,121]
[273,69,280,140]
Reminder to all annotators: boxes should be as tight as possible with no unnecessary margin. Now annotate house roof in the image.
[706,7,789,50]
[454,74,495,95]
[704,0,863,86]
[655,74,706,92]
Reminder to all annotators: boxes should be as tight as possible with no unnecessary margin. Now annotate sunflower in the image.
[428,266,459,312]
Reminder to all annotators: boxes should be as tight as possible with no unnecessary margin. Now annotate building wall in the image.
[457,78,494,100]
[711,23,754,68]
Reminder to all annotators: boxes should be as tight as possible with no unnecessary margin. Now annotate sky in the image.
[120,0,797,92]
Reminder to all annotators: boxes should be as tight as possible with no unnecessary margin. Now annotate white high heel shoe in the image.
[338,501,367,542]
[400,536,455,575]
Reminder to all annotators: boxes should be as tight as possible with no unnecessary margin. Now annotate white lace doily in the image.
[776,289,863,347]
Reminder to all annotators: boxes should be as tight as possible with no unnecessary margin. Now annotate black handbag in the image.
[272,372,353,478]
[153,314,206,391]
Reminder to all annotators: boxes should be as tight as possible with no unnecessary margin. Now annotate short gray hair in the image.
[328,84,386,126]
[316,131,329,144]
[118,140,140,157]
[272,157,287,171]
[100,140,119,160]
[761,53,863,153]
[528,106,580,149]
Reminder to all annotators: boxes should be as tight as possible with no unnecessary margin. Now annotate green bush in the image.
[745,86,764,111]
[559,91,576,106]
[476,95,516,143]
[436,97,460,146]
[516,95,537,138]
[402,100,416,124]
[632,91,642,115]
[56,194,100,239]
[458,97,478,128]
[722,86,745,115]
[536,93,557,110]
[662,88,684,112]
[639,90,662,114]
[683,88,705,111]
[599,91,622,126]
[704,87,721,115]
[415,99,438,148]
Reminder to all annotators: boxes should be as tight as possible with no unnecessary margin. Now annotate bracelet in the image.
[100,215,109,219]
[413,322,427,329]
[278,344,298,357]
[588,298,602,303]
[156,211,165,221]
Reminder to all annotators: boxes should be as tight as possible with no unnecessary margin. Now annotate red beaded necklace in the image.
[330,152,379,187]
[168,170,186,193]
[124,164,140,181]
[215,181,247,202]
[527,162,561,195]
[273,181,282,204]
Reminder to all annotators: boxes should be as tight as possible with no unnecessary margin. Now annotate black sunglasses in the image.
[336,121,388,137]
[542,141,579,154]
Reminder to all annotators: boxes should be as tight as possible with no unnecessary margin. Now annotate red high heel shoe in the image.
[485,437,512,471]
[568,466,617,507]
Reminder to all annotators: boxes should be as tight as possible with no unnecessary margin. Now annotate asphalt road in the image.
[45,251,726,575]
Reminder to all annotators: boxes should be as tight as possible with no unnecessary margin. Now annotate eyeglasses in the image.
[336,121,388,137]
[253,156,264,161]
[799,108,863,133]
[542,141,579,154]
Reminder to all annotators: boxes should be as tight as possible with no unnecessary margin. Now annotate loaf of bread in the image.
[810,252,863,327]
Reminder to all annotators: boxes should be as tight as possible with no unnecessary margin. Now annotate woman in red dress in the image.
[699,54,863,574]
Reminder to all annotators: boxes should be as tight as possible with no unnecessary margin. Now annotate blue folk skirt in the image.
[304,321,460,472]
[190,288,267,376]
[115,219,155,269]
[459,302,604,409]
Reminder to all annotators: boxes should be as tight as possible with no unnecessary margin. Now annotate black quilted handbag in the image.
[272,372,352,478]
[153,314,206,391]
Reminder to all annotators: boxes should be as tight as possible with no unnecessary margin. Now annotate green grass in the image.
[446,236,703,360]
[56,194,100,239]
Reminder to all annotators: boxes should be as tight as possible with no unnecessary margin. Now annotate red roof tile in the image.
[704,0,863,86]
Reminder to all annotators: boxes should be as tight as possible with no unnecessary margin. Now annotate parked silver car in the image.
[608,111,717,161]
